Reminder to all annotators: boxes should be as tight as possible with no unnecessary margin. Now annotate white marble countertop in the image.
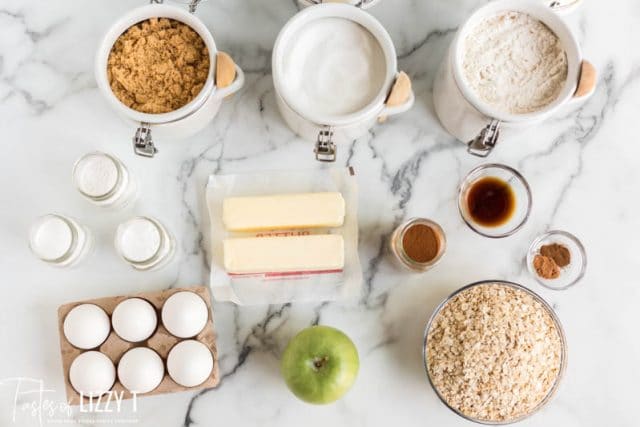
[1,0,638,425]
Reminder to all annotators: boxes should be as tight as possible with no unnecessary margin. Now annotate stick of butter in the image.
[222,192,345,231]
[223,234,344,274]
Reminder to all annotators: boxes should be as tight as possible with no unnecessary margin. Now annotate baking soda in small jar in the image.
[73,152,138,208]
[115,216,175,271]
[29,214,92,267]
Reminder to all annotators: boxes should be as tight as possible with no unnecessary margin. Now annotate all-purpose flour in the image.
[462,12,568,115]
[282,17,386,118]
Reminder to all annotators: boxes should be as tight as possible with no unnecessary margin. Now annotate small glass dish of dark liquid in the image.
[458,164,532,238]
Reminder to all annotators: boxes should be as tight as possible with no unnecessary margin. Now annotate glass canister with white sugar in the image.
[115,216,175,271]
[273,1,414,162]
[73,152,138,208]
[29,214,92,267]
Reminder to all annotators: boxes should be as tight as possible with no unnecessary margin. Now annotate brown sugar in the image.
[533,254,561,279]
[107,17,210,114]
[402,224,440,263]
[540,243,571,267]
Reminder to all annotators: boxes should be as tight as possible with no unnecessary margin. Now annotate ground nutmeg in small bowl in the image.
[107,17,210,114]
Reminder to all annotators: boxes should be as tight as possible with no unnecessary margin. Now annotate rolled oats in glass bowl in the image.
[423,280,567,424]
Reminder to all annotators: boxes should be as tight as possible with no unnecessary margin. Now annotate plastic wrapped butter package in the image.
[206,168,362,305]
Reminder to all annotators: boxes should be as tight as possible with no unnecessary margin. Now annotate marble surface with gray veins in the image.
[0,0,638,426]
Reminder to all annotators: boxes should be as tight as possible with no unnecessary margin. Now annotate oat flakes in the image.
[425,283,563,422]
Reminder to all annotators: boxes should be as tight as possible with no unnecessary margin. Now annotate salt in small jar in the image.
[115,216,175,271]
[390,218,446,272]
[29,214,92,267]
[73,152,138,208]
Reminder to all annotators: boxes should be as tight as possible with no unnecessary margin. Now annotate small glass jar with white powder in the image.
[73,152,137,208]
[115,216,175,271]
[29,214,92,267]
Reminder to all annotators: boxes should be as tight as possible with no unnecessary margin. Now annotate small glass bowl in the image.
[526,230,586,290]
[458,164,532,238]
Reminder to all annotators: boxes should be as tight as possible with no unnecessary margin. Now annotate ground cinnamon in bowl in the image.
[533,253,561,279]
[533,243,572,280]
[390,218,446,272]
[540,243,571,267]
[527,230,585,290]
[402,224,439,263]
[107,17,210,114]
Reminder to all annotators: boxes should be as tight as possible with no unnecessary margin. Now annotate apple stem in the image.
[313,356,328,370]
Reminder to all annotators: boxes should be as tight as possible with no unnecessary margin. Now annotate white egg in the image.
[69,351,115,397]
[112,298,158,342]
[117,347,164,394]
[161,292,208,338]
[167,340,213,387]
[63,304,111,349]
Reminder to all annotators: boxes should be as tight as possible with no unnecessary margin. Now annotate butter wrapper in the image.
[206,168,361,305]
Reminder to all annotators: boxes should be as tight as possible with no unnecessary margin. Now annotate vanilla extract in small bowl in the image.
[467,176,516,227]
[458,164,532,238]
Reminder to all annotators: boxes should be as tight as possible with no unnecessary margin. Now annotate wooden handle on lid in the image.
[379,71,412,123]
[216,51,237,90]
[574,60,597,98]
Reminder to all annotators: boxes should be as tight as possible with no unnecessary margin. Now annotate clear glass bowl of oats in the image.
[423,280,567,425]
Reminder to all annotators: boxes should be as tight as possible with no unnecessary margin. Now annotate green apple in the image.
[281,325,359,404]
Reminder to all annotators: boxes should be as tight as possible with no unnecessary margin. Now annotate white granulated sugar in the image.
[31,216,73,260]
[462,11,568,115]
[282,17,386,118]
[75,153,119,197]
[118,218,161,263]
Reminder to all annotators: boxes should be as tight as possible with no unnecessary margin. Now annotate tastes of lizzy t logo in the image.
[0,377,138,426]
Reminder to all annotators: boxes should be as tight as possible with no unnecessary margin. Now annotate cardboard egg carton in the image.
[57,286,219,405]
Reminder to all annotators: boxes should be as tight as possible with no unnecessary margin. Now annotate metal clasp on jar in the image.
[133,123,157,158]
[546,0,583,12]
[467,119,501,158]
[303,0,376,7]
[315,127,336,162]
[150,0,202,13]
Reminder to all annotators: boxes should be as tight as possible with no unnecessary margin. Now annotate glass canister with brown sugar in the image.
[390,218,446,272]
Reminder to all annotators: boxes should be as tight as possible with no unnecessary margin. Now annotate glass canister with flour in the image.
[433,0,596,157]
[272,1,414,162]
